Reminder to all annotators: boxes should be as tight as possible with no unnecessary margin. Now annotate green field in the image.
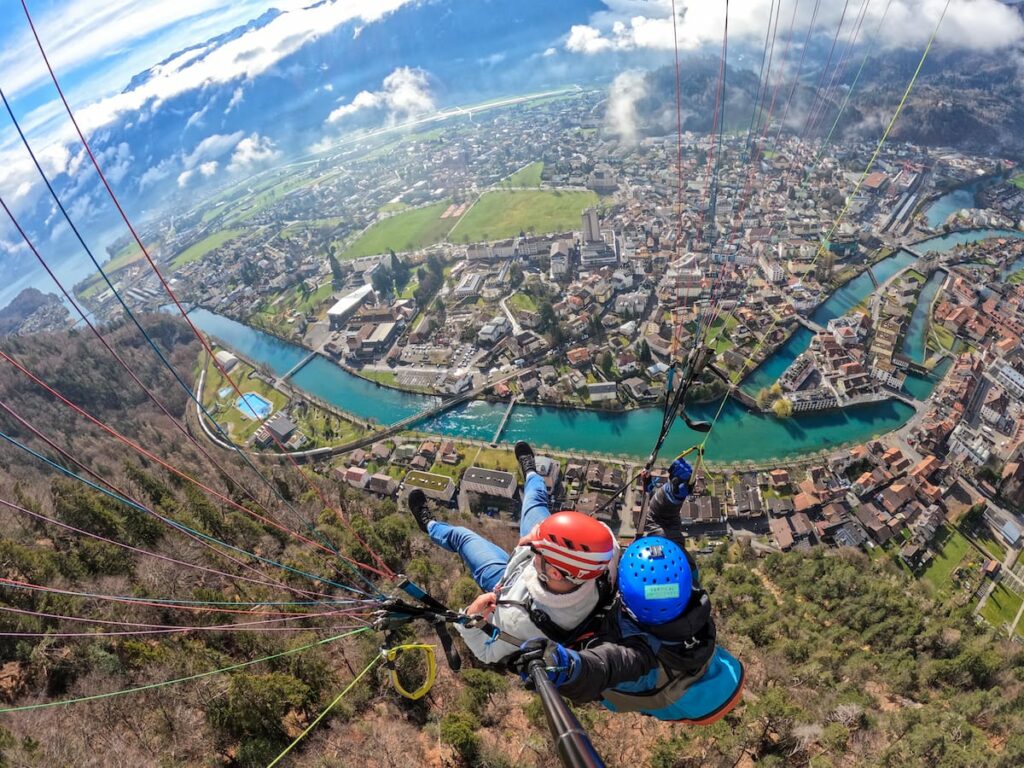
[905,269,927,283]
[980,583,1023,633]
[172,229,246,269]
[919,525,972,596]
[342,201,453,259]
[931,323,956,352]
[505,162,544,187]
[1008,269,1024,285]
[507,292,538,312]
[77,240,157,299]
[281,218,344,238]
[1009,174,1024,190]
[451,190,598,243]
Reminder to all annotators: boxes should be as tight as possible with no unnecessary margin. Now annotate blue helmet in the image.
[619,536,693,624]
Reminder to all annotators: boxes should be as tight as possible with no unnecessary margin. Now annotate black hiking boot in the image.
[515,441,537,479]
[407,488,431,533]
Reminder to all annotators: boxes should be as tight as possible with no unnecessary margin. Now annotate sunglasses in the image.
[533,551,587,586]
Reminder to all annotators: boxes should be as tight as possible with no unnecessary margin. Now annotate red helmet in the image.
[531,512,614,581]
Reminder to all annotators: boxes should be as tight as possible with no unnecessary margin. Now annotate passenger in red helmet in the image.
[408,441,618,664]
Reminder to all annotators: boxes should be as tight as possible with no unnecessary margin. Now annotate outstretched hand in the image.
[510,638,581,688]
[647,458,694,503]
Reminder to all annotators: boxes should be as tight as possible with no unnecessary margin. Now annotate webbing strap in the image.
[381,643,437,700]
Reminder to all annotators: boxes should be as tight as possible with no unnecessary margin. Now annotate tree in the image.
[538,301,557,333]
[329,253,345,288]
[756,387,773,409]
[510,262,524,288]
[600,350,614,376]
[638,339,652,364]
[772,398,794,418]
[391,251,411,290]
[372,266,393,296]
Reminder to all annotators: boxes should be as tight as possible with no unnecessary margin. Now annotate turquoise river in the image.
[188,227,1022,464]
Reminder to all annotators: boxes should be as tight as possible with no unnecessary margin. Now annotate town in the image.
[73,89,1024,636]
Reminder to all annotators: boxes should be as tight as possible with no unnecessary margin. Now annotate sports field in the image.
[341,201,453,258]
[451,190,598,243]
[505,162,543,187]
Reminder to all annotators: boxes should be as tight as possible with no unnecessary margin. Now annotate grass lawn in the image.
[104,241,147,271]
[919,525,972,596]
[172,229,246,269]
[1009,174,1024,190]
[980,583,1023,632]
[293,282,333,316]
[428,447,477,481]
[297,407,367,448]
[202,356,289,442]
[223,173,320,225]
[341,201,453,259]
[507,292,538,312]
[399,278,420,300]
[1008,269,1024,285]
[77,240,158,299]
[360,370,399,387]
[964,523,1007,561]
[505,162,544,187]
[379,201,409,214]
[931,323,956,352]
[905,269,927,283]
[281,218,344,238]
[450,190,599,244]
[466,445,517,474]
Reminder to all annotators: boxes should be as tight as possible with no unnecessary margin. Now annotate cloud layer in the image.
[566,0,1024,55]
[327,67,435,125]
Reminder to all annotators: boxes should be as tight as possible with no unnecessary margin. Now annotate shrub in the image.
[439,711,480,762]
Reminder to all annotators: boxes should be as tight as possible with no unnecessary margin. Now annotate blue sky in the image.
[0,0,1021,307]
[3,0,1022,162]
[1,1,299,147]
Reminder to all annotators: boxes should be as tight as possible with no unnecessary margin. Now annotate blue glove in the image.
[666,458,694,503]
[646,459,693,504]
[512,638,581,687]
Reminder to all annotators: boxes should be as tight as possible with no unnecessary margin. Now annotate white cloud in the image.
[565,0,1024,55]
[327,67,434,125]
[96,142,133,184]
[72,0,415,137]
[139,159,174,189]
[177,169,195,187]
[0,1,273,99]
[228,133,280,171]
[183,131,245,169]
[566,25,613,54]
[543,47,558,57]
[605,70,648,145]
[226,87,246,113]
[199,161,219,177]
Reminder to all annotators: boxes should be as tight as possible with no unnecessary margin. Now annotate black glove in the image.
[509,638,581,687]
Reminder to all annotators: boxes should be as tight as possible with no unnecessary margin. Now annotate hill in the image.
[0,288,70,337]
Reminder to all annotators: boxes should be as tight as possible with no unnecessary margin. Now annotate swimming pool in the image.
[217,386,233,400]
[236,392,273,420]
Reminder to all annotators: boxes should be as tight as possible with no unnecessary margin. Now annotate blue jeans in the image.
[428,473,550,591]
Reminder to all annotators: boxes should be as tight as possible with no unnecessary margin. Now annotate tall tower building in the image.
[582,207,601,244]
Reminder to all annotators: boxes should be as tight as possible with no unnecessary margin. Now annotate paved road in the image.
[499,292,524,335]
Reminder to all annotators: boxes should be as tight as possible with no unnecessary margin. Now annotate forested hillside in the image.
[0,321,1022,767]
